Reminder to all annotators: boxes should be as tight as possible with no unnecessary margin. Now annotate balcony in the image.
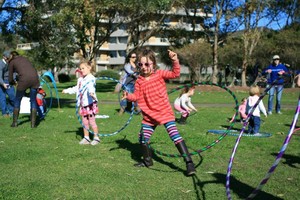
[16,43,40,50]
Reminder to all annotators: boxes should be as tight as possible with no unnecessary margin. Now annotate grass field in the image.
[0,80,299,200]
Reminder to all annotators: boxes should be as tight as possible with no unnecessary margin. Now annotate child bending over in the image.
[174,86,197,124]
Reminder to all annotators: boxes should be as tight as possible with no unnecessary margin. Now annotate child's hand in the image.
[121,91,128,100]
[168,50,178,61]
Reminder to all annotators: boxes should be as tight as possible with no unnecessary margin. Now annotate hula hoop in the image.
[118,86,141,115]
[225,76,296,200]
[147,82,239,158]
[207,129,272,138]
[76,76,134,137]
[16,77,53,125]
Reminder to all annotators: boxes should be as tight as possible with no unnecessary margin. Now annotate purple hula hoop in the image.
[226,79,299,199]
[245,95,300,199]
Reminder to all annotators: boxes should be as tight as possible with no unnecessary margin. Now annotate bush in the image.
[58,73,71,83]
[95,70,120,80]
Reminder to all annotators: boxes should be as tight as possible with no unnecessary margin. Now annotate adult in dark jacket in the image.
[262,55,289,115]
[7,51,40,128]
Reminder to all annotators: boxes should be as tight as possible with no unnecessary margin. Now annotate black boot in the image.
[31,109,37,128]
[176,140,196,176]
[134,143,153,167]
[11,108,20,127]
[178,116,187,124]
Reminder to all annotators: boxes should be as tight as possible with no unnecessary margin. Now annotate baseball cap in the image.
[3,50,11,58]
[272,55,280,60]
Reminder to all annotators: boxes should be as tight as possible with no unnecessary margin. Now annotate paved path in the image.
[99,100,297,110]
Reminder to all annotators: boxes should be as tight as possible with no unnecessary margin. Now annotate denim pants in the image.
[248,116,261,134]
[120,83,135,109]
[268,85,283,113]
[14,88,38,110]
[0,80,15,115]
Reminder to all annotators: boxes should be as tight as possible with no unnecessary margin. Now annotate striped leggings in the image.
[138,121,183,144]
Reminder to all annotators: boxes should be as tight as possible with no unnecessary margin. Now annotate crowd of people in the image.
[1,48,299,176]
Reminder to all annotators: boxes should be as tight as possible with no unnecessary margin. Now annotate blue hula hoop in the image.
[76,76,134,137]
[146,82,239,158]
[207,129,272,138]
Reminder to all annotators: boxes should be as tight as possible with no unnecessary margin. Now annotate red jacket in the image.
[127,60,180,125]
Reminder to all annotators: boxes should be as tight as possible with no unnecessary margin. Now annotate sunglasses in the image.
[131,56,136,58]
[273,58,280,60]
[138,62,153,67]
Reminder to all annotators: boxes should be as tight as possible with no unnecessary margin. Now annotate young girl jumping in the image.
[122,49,196,176]
[174,86,197,124]
[62,61,100,145]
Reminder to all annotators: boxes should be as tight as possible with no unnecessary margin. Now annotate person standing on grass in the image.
[122,48,196,176]
[7,51,39,128]
[62,61,100,145]
[119,52,140,115]
[294,71,300,88]
[246,85,268,136]
[174,85,197,124]
[262,55,289,115]
[36,86,47,120]
[0,51,15,117]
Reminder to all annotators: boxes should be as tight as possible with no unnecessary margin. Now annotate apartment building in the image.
[95,7,212,72]
[16,4,212,78]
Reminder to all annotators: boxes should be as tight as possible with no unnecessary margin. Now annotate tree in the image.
[177,40,212,82]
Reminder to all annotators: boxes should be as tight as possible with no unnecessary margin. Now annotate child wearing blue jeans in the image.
[247,85,268,136]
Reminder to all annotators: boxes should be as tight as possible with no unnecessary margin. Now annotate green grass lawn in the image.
[0,80,299,199]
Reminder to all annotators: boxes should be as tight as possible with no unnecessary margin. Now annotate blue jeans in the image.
[268,85,283,113]
[248,116,261,134]
[14,88,38,110]
[0,80,15,115]
[120,83,135,109]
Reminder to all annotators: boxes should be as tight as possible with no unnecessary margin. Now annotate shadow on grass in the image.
[110,137,203,176]
[65,127,84,141]
[271,152,300,169]
[190,173,283,200]
[17,115,39,127]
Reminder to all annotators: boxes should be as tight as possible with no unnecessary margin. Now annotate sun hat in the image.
[272,55,280,60]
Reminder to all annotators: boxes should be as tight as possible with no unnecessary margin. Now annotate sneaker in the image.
[79,138,91,145]
[253,133,262,136]
[267,111,272,115]
[277,111,282,114]
[91,138,100,146]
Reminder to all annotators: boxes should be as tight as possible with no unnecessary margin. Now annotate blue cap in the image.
[3,50,11,58]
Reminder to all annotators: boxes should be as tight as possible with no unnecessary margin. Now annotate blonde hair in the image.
[79,59,94,73]
[249,85,260,96]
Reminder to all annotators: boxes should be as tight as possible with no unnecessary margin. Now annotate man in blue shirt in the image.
[0,51,15,117]
[295,70,300,87]
[262,55,289,115]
